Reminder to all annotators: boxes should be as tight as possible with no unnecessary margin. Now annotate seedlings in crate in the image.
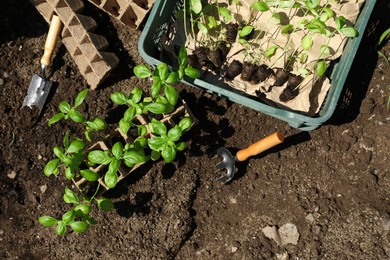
[241,62,258,81]
[280,84,300,102]
[273,67,290,86]
[225,59,243,80]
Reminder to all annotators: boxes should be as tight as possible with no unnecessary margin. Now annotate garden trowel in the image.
[22,14,62,116]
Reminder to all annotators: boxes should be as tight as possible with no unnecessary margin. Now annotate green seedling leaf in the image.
[208,16,218,29]
[239,25,254,37]
[39,216,58,227]
[297,67,310,76]
[378,27,390,46]
[97,198,115,212]
[74,204,92,216]
[108,158,120,175]
[189,0,202,14]
[165,85,178,106]
[59,101,71,114]
[63,130,70,149]
[65,167,75,180]
[281,24,293,34]
[161,146,176,163]
[64,187,79,204]
[151,76,163,98]
[251,1,269,12]
[69,109,85,123]
[178,117,193,132]
[119,119,131,135]
[300,53,308,64]
[322,7,334,20]
[104,171,118,189]
[184,67,201,79]
[320,45,331,55]
[238,38,248,44]
[133,64,152,78]
[145,102,166,114]
[176,141,187,152]
[280,0,295,8]
[44,159,59,177]
[150,150,161,161]
[62,210,75,224]
[271,13,281,25]
[178,46,188,68]
[165,72,179,84]
[138,125,147,137]
[131,87,143,104]
[147,136,167,151]
[335,16,346,30]
[75,89,88,108]
[80,169,100,182]
[111,92,128,105]
[157,63,169,81]
[124,107,136,122]
[123,150,146,166]
[67,139,84,154]
[135,136,147,147]
[70,221,89,233]
[168,126,182,142]
[341,26,358,38]
[88,150,112,165]
[316,60,327,77]
[197,22,208,34]
[86,118,107,131]
[265,45,278,59]
[301,35,313,50]
[150,119,167,136]
[48,113,65,126]
[305,0,319,9]
[218,7,232,21]
[297,18,309,29]
[56,221,66,236]
[53,147,66,161]
[112,142,123,159]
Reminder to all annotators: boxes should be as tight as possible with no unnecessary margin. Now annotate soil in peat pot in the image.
[0,0,390,259]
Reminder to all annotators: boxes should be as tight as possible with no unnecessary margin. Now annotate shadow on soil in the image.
[328,1,390,126]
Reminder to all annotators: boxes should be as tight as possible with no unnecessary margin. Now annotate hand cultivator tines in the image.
[215,132,285,183]
[35,0,119,89]
[87,0,155,29]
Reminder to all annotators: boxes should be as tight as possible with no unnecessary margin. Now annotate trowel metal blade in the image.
[22,74,52,114]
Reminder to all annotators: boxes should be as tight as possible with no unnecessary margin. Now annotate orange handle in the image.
[235,131,284,161]
[40,15,63,66]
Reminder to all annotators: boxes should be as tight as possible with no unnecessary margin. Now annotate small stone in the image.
[383,219,390,231]
[7,171,17,179]
[0,229,4,235]
[230,198,237,204]
[306,213,315,223]
[321,145,330,152]
[276,252,289,260]
[3,71,9,78]
[37,154,43,160]
[279,223,299,245]
[0,78,4,85]
[262,226,282,245]
[231,246,238,253]
[40,184,47,194]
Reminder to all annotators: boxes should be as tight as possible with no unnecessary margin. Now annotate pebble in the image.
[231,246,238,253]
[230,198,237,204]
[321,145,330,152]
[279,223,300,245]
[40,184,47,194]
[0,78,4,85]
[7,171,17,179]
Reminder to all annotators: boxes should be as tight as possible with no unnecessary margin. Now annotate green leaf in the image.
[271,13,281,25]
[208,16,218,29]
[39,216,58,227]
[111,92,128,105]
[65,167,75,180]
[74,204,92,216]
[150,150,161,161]
[335,16,346,30]
[298,67,310,76]
[97,198,115,212]
[58,101,71,113]
[63,130,70,149]
[157,63,169,81]
[75,89,88,108]
[239,25,254,37]
[119,118,131,135]
[320,45,331,55]
[69,110,85,123]
[178,46,188,68]
[48,113,65,126]
[197,22,208,34]
[62,210,75,224]
[164,85,178,106]
[161,146,176,163]
[147,136,167,151]
[138,125,147,137]
[265,45,278,59]
[63,187,79,204]
[178,117,193,131]
[184,67,201,79]
[108,158,120,175]
[88,150,112,165]
[165,72,179,84]
[53,147,66,161]
[124,107,136,121]
[218,7,232,21]
[151,76,163,98]
[112,142,123,159]
[301,35,313,50]
[134,64,152,78]
[176,141,187,152]
[378,27,390,46]
[131,87,143,104]
[80,169,100,181]
[341,26,358,38]
[168,126,182,142]
[145,102,166,114]
[123,150,146,166]
[67,139,84,154]
[189,0,202,14]
[151,119,167,136]
[305,0,319,9]
[86,118,107,131]
[104,171,118,189]
[44,159,59,177]
[251,1,269,12]
[56,221,66,236]
[135,136,147,147]
[281,24,293,34]
[70,221,89,233]
[280,0,295,8]
[316,60,327,77]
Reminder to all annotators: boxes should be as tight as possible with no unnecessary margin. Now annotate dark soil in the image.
[1,1,390,259]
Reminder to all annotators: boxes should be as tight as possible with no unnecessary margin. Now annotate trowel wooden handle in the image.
[40,15,62,66]
[236,131,284,161]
